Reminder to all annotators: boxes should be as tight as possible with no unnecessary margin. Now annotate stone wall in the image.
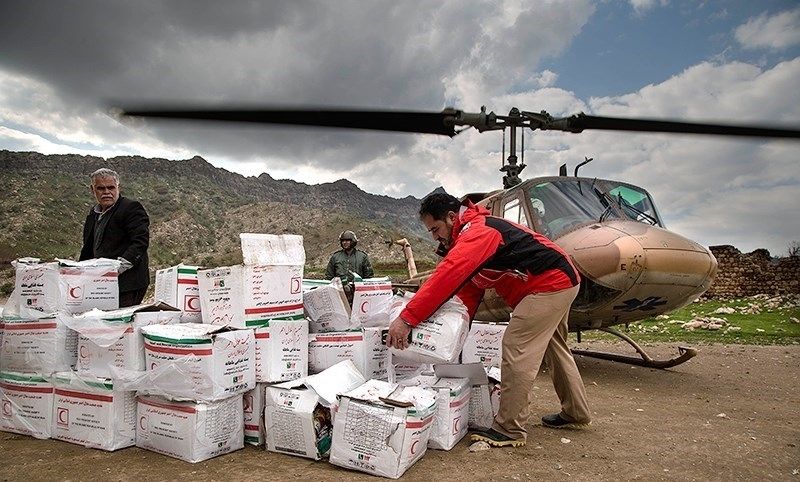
[704,245,800,299]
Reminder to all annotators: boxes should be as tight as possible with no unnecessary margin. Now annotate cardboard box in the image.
[239,233,305,267]
[461,322,507,369]
[70,302,182,378]
[136,394,244,463]
[428,376,471,450]
[388,363,475,451]
[264,381,333,460]
[308,327,388,380]
[0,314,76,374]
[243,383,267,446]
[466,365,501,430]
[350,278,393,327]
[253,318,308,383]
[330,379,437,479]
[264,360,366,460]
[388,357,435,385]
[10,258,60,318]
[8,258,120,318]
[303,278,355,333]
[389,295,470,364]
[155,264,203,323]
[141,324,255,401]
[198,264,304,329]
[57,259,120,314]
[51,372,136,451]
[0,371,54,439]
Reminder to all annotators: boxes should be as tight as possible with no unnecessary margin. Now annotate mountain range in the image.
[0,150,439,295]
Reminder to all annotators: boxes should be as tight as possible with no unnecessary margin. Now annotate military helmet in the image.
[339,230,358,245]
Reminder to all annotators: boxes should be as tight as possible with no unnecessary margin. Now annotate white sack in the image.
[389,294,470,364]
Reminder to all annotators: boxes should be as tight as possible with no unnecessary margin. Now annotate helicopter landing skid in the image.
[571,327,697,369]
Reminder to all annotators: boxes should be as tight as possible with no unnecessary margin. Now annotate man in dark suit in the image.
[80,168,150,307]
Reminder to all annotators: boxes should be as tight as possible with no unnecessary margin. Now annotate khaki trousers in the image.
[492,285,590,440]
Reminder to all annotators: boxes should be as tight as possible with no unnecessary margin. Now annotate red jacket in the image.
[400,201,580,326]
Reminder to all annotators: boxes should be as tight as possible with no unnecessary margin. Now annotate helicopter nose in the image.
[558,221,717,293]
[558,222,645,292]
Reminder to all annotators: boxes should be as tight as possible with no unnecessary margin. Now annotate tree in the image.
[788,240,800,257]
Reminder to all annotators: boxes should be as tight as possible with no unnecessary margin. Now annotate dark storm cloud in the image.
[0,1,488,169]
[0,1,596,172]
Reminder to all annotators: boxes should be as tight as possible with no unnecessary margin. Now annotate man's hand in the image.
[117,257,133,274]
[386,316,413,350]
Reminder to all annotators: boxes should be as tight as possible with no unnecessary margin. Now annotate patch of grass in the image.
[579,296,800,345]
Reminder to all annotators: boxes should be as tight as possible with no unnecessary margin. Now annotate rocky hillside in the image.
[0,150,438,294]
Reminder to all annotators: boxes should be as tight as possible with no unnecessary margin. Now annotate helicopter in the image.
[120,104,800,368]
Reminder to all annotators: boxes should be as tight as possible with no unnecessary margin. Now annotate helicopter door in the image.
[502,191,543,233]
[501,193,539,230]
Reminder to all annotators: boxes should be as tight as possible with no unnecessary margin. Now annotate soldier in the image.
[325,230,374,283]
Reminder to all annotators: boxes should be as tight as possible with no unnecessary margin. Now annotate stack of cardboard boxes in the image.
[305,277,392,381]
[1,258,125,443]
[1,233,512,479]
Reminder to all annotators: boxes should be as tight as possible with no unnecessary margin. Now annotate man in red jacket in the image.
[387,192,590,447]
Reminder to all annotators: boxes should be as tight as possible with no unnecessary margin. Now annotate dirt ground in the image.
[1,341,798,482]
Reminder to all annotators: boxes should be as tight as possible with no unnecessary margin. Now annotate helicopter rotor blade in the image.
[547,113,800,139]
[120,107,458,137]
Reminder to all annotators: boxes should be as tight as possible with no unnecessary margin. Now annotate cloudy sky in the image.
[1,1,798,255]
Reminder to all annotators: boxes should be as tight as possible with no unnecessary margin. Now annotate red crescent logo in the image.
[69,286,82,299]
[410,439,419,455]
[58,408,68,424]
[453,416,461,434]
[360,301,369,314]
[139,416,147,431]
[290,277,301,294]
[79,345,89,358]
[186,296,200,311]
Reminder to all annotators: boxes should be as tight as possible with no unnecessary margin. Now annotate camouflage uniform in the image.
[324,249,374,283]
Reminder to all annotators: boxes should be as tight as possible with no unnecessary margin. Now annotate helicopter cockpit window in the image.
[503,199,526,226]
[606,183,663,227]
[529,180,618,238]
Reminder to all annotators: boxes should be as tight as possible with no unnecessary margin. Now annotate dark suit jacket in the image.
[80,196,150,292]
